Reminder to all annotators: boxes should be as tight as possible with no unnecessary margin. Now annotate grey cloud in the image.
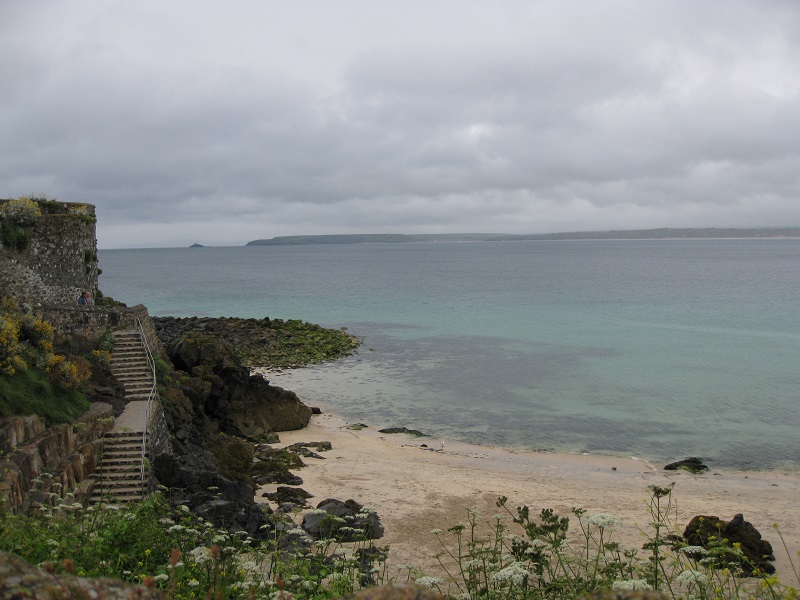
[1,1,799,248]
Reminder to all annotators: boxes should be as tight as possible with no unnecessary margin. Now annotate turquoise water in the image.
[99,240,800,469]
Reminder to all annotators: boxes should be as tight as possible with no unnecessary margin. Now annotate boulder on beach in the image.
[683,513,775,575]
[664,457,708,473]
[302,498,385,541]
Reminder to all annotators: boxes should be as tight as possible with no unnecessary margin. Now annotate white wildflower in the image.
[586,513,622,528]
[177,504,190,513]
[159,518,175,526]
[491,562,530,586]
[153,574,169,583]
[167,525,185,533]
[612,579,652,591]
[189,546,212,564]
[676,570,710,587]
[188,579,199,587]
[461,559,482,569]
[415,576,442,588]
[679,546,709,555]
[430,528,442,534]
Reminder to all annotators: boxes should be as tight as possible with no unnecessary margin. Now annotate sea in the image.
[98,239,800,471]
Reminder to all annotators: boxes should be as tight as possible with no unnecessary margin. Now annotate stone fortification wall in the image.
[0,199,99,305]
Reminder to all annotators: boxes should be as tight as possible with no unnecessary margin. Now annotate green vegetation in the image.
[158,316,361,368]
[0,196,42,251]
[0,297,93,422]
[1,485,797,598]
[421,485,798,600]
[0,367,88,424]
[0,490,388,599]
[255,320,360,367]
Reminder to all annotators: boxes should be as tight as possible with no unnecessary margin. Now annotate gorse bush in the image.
[0,196,43,251]
[0,196,42,226]
[0,297,54,376]
[0,297,92,421]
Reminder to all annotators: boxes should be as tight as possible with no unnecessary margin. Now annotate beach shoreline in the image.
[255,399,800,582]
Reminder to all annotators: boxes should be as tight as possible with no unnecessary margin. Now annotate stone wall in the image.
[35,303,163,356]
[0,200,98,305]
[0,403,114,513]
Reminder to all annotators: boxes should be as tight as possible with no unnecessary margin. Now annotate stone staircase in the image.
[84,329,155,504]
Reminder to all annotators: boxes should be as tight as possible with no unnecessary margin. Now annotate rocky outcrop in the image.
[683,513,775,575]
[153,314,360,368]
[164,332,312,437]
[153,453,273,537]
[0,551,161,599]
[302,498,385,541]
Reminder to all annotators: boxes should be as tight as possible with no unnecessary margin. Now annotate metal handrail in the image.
[134,316,158,490]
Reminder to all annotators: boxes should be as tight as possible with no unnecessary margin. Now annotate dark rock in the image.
[252,447,305,485]
[163,332,312,436]
[683,513,775,575]
[302,498,384,541]
[153,453,273,537]
[378,426,428,437]
[265,486,314,506]
[311,406,322,414]
[664,457,708,473]
[287,441,332,459]
[0,551,161,599]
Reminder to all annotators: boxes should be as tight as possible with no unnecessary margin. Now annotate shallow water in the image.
[99,239,800,469]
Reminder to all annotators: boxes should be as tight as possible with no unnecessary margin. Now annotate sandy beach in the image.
[258,410,800,583]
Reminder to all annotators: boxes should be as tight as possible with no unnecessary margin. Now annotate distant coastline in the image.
[246,227,800,246]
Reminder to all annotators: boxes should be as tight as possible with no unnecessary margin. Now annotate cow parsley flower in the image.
[491,562,530,586]
[676,570,709,587]
[415,577,442,588]
[586,513,622,528]
[612,579,652,591]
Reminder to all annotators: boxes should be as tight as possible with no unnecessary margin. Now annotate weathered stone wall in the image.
[0,200,98,305]
[35,303,166,358]
[0,403,114,513]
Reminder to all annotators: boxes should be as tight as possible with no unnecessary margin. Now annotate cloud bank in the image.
[1,1,799,248]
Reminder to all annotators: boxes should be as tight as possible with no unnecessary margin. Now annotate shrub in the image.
[0,197,42,226]
[45,354,92,391]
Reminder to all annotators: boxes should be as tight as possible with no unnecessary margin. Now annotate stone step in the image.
[101,447,143,456]
[113,369,152,378]
[104,435,145,443]
[112,342,142,349]
[122,393,155,402]
[89,487,146,500]
[117,382,154,391]
[111,359,149,368]
[93,464,146,474]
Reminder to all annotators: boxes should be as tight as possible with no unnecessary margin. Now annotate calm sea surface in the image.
[99,240,800,470]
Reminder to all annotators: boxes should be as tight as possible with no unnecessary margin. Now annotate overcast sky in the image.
[2,1,799,248]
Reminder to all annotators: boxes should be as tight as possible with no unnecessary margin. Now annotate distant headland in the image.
[246,227,800,246]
